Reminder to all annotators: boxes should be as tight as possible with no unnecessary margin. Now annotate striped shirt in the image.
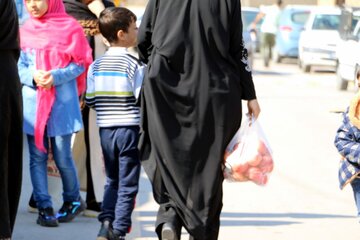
[85,47,142,127]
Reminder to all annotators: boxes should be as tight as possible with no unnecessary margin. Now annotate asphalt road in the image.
[12,55,360,240]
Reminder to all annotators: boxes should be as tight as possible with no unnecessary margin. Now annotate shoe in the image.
[96,220,116,240]
[56,198,86,223]
[28,194,38,213]
[37,207,59,227]
[83,208,100,218]
[113,229,126,240]
[161,222,178,240]
[83,201,101,218]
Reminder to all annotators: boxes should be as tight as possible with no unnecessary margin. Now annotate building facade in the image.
[241,0,360,7]
[126,0,360,8]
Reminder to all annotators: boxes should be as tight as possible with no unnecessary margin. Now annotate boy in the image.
[334,86,360,222]
[85,7,142,240]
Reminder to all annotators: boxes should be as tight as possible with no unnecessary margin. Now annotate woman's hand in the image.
[247,99,261,119]
[87,0,105,18]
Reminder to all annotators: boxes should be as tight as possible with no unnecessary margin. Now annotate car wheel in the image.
[336,66,348,91]
[302,63,311,73]
[273,51,282,63]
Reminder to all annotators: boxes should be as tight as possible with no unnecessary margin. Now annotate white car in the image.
[336,19,360,90]
[298,7,341,72]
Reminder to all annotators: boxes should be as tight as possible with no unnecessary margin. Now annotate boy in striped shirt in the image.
[85,7,142,240]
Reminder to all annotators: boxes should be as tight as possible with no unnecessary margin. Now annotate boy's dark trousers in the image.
[0,50,23,238]
[98,126,140,235]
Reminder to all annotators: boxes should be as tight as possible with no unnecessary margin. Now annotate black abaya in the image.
[137,0,256,239]
[0,0,23,238]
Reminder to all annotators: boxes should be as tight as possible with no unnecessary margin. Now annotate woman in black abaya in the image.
[0,0,23,238]
[137,0,261,239]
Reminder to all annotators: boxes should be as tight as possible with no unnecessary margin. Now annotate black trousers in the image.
[82,105,97,205]
[0,50,23,238]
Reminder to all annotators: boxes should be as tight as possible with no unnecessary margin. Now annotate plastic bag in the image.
[223,115,274,185]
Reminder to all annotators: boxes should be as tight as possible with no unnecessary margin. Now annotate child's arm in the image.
[335,115,360,164]
[85,63,95,108]
[51,62,85,87]
[18,51,36,87]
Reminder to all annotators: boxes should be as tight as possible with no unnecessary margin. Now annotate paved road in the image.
[13,55,360,239]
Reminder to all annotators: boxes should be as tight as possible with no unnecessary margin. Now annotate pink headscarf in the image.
[20,0,93,152]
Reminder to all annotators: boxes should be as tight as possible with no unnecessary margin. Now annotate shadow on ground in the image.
[134,210,353,237]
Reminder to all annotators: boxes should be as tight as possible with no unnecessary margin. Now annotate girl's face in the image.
[25,0,48,18]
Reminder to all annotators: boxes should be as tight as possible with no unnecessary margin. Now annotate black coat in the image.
[0,0,23,237]
[0,0,19,51]
[137,0,256,239]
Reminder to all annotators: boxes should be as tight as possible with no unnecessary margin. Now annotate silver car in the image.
[298,7,341,73]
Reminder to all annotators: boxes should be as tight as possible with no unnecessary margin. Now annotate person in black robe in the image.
[0,0,23,238]
[137,0,261,239]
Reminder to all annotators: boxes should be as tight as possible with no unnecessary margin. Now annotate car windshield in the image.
[291,11,310,25]
[312,14,340,30]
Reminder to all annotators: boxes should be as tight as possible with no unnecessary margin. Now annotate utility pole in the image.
[336,0,345,7]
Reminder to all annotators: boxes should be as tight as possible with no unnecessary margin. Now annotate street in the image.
[219,56,359,239]
[13,54,360,240]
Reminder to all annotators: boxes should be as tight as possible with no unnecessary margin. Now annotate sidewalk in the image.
[12,134,360,240]
[12,137,159,240]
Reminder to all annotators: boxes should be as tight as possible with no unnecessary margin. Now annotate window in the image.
[291,11,310,25]
[312,14,340,30]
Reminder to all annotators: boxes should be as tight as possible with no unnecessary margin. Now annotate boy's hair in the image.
[99,7,137,44]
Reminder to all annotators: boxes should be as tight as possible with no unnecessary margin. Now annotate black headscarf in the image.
[0,0,19,50]
[63,0,114,20]
[63,0,114,36]
[63,0,97,20]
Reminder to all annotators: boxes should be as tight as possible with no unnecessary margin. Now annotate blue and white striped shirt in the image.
[85,47,142,127]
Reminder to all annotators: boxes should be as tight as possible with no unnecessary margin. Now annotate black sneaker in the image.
[37,207,59,227]
[56,198,86,223]
[113,229,126,240]
[28,194,38,213]
[96,220,116,240]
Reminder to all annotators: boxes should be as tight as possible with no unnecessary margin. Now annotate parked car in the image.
[241,7,262,52]
[336,17,360,90]
[298,7,341,72]
[273,5,313,62]
[242,28,255,70]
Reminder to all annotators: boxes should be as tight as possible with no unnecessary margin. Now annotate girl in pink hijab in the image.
[18,0,92,227]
